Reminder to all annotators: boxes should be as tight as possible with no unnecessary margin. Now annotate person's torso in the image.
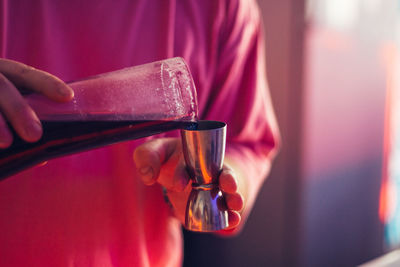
[0,0,227,266]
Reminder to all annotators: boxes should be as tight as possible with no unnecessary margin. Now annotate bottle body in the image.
[0,119,196,180]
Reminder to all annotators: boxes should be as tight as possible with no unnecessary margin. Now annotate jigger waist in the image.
[191,183,218,190]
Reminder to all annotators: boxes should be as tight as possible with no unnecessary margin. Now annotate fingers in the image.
[0,59,74,145]
[219,168,238,193]
[133,138,175,184]
[215,210,241,235]
[219,167,244,212]
[0,58,74,102]
[165,160,190,192]
[134,138,189,191]
[225,210,241,230]
[225,193,244,211]
[0,73,42,143]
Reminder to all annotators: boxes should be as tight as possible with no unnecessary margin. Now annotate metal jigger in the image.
[181,120,229,232]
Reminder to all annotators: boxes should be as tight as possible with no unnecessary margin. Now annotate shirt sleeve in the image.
[201,0,281,230]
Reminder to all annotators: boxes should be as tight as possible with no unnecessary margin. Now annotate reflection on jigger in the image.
[181,120,229,232]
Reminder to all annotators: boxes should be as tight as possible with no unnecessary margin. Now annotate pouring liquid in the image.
[0,118,197,181]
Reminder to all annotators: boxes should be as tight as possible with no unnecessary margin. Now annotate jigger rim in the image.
[183,120,226,131]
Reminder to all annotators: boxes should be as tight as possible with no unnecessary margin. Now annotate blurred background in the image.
[183,0,400,266]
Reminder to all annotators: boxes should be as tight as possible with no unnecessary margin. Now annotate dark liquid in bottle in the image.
[0,119,197,181]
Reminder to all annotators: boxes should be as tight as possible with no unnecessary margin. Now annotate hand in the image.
[0,58,74,148]
[133,138,245,230]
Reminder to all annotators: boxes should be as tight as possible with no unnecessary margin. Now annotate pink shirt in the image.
[0,0,280,266]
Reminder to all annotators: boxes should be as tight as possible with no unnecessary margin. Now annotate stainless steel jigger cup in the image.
[181,120,229,232]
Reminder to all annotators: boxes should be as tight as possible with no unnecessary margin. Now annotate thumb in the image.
[133,138,181,186]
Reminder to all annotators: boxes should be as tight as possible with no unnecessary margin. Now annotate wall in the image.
[299,0,392,265]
